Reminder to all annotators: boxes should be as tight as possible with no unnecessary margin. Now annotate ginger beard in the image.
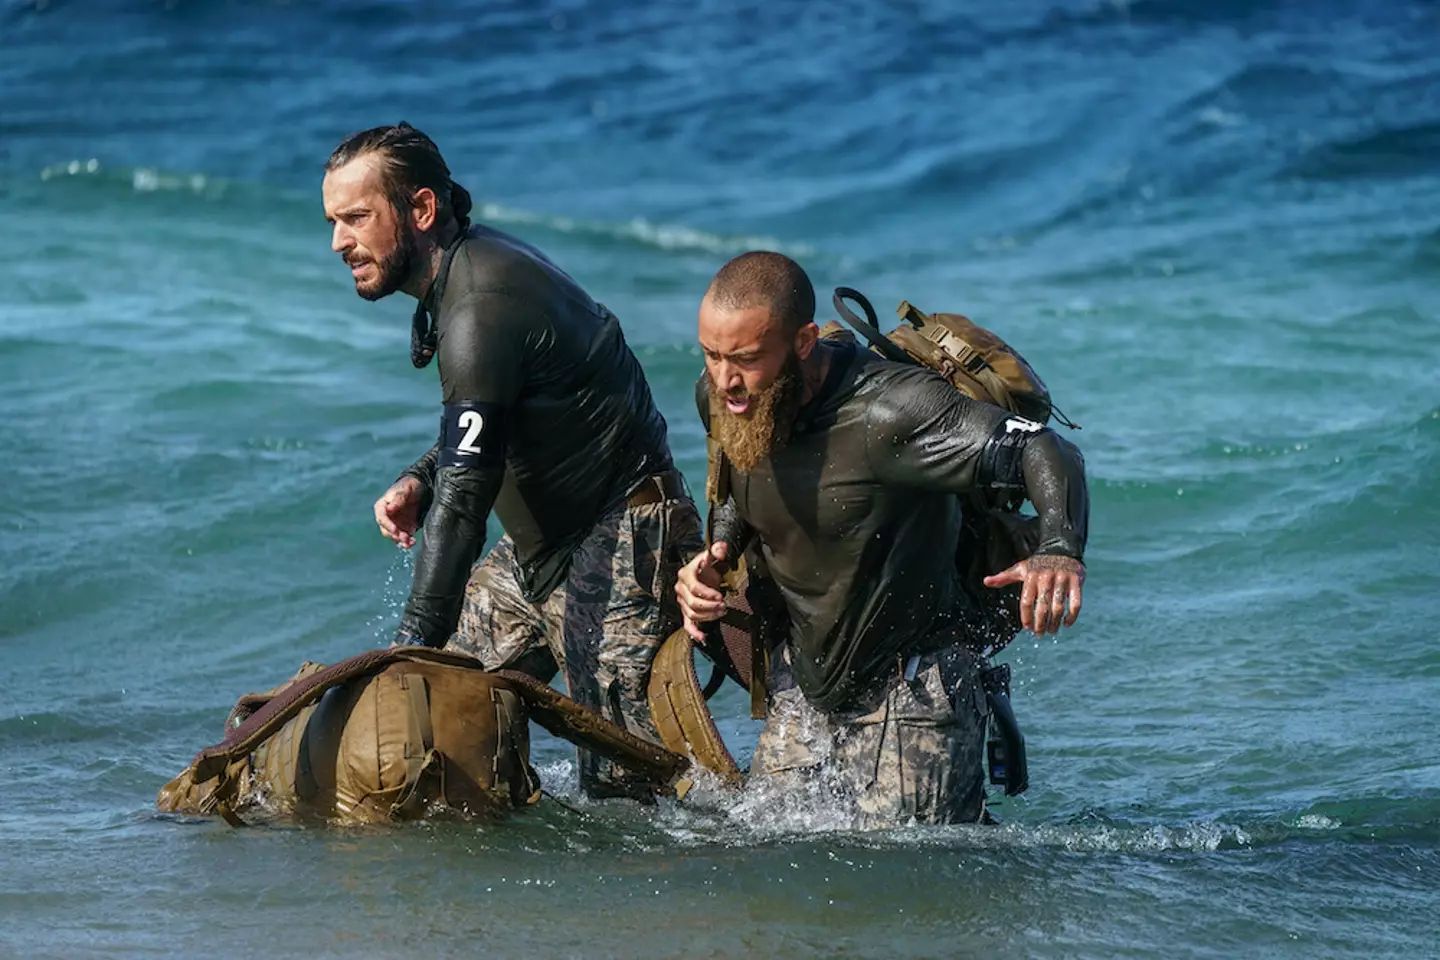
[710,352,804,473]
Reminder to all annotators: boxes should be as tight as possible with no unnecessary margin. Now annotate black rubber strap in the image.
[832,287,914,365]
[701,660,727,701]
[978,416,1042,492]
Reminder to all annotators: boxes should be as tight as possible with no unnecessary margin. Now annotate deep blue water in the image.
[2,1,1439,957]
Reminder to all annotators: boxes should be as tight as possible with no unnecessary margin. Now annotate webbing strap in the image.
[391,750,444,820]
[491,687,540,806]
[705,430,729,511]
[927,325,991,376]
[197,766,249,828]
[646,629,743,787]
[494,668,690,785]
[750,634,767,720]
[833,287,913,365]
[973,366,1017,414]
[402,674,434,756]
[393,674,441,817]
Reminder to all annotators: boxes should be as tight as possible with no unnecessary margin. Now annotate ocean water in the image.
[2,0,1439,956]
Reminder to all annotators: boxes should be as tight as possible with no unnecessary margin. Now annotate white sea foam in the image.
[477,201,814,257]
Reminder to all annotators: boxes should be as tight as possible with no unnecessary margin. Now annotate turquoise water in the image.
[2,1,1439,956]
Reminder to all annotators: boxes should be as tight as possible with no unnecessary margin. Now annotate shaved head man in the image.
[679,251,1089,826]
[698,252,818,471]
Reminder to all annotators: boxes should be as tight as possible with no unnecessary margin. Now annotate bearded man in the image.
[675,251,1089,825]
[322,123,702,800]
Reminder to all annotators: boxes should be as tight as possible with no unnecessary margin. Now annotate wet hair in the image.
[706,251,816,334]
[326,122,473,231]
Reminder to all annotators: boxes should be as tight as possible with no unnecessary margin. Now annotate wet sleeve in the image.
[709,495,755,560]
[399,438,440,489]
[395,436,441,520]
[396,291,529,645]
[1017,431,1089,560]
[867,374,1089,560]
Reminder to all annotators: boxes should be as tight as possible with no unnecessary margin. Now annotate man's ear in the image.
[411,186,439,232]
[793,321,821,360]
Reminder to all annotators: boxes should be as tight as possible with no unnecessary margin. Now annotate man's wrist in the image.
[1030,546,1084,568]
[396,469,431,492]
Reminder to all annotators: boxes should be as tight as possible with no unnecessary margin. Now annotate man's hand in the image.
[675,541,730,642]
[983,554,1086,636]
[373,476,426,549]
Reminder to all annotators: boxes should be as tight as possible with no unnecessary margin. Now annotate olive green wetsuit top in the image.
[699,340,1089,713]
[395,224,674,646]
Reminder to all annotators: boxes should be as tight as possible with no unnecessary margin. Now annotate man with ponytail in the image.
[322,123,701,801]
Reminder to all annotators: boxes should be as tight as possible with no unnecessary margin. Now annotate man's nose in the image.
[331,222,353,254]
[721,365,745,394]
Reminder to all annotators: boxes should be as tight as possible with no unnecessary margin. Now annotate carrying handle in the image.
[832,287,914,365]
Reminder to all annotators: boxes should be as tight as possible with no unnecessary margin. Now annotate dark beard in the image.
[355,224,418,302]
[710,353,804,474]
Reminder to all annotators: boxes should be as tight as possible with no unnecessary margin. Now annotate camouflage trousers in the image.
[751,643,989,826]
[445,494,703,800]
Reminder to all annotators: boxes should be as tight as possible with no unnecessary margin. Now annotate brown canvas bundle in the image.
[158,646,689,826]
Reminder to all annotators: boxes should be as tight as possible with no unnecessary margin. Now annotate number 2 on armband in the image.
[456,410,486,455]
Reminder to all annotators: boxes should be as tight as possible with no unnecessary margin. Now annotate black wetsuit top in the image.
[699,340,1088,712]
[395,224,673,645]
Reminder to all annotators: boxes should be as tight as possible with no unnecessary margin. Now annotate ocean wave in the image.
[1097,0,1358,29]
[474,201,814,257]
[1284,121,1440,182]
[37,158,227,198]
[25,159,809,258]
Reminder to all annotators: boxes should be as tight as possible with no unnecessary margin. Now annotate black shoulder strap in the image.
[832,287,914,365]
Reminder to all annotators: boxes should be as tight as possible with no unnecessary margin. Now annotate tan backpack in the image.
[829,286,1072,430]
[159,646,689,826]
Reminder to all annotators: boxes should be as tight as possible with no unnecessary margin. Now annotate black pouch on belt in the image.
[981,663,1028,796]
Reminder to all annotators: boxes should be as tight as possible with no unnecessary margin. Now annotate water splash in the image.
[365,547,415,644]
